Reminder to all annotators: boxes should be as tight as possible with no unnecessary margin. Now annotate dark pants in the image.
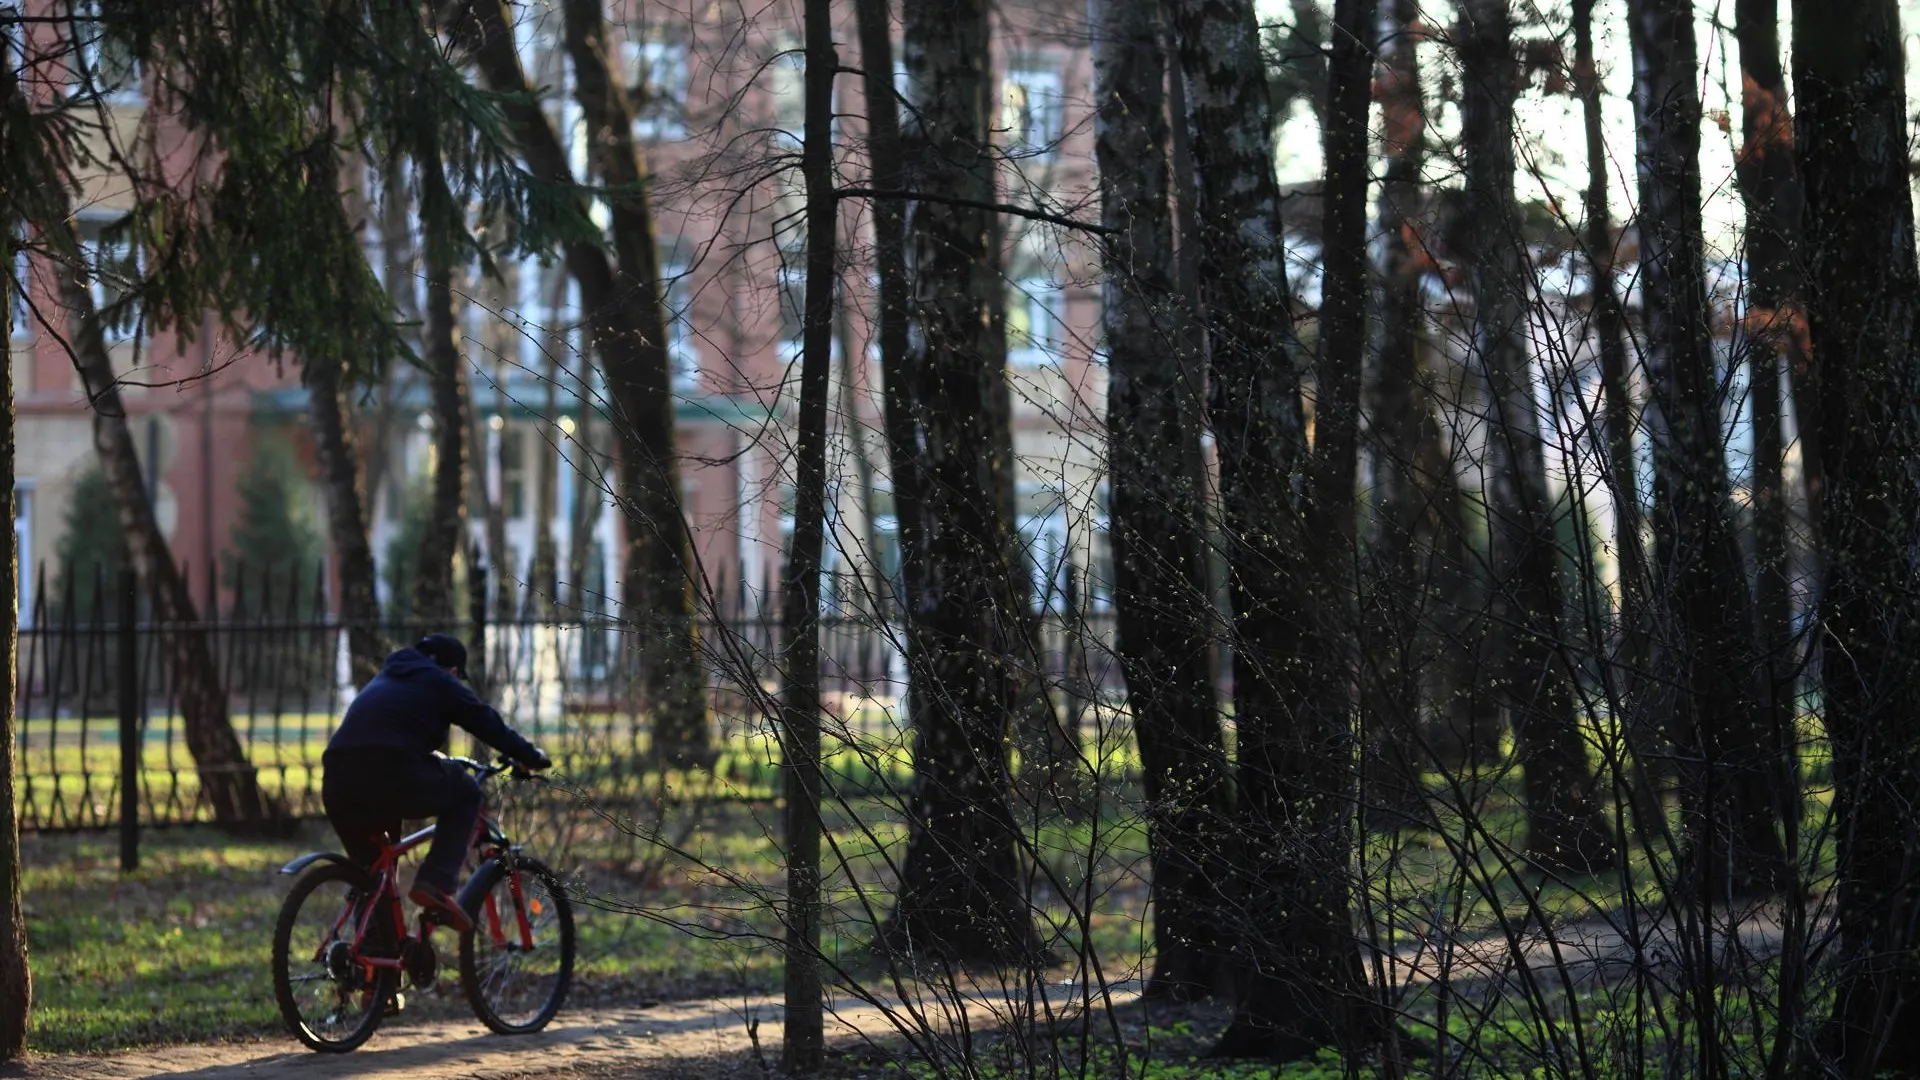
[322,749,482,894]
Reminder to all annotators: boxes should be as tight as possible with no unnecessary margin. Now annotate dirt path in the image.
[6,983,1144,1080]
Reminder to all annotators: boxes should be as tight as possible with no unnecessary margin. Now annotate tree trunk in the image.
[1365,0,1488,808]
[1312,0,1381,828]
[1458,0,1612,873]
[363,156,420,529]
[448,0,707,763]
[832,303,884,618]
[413,243,469,628]
[561,0,707,765]
[1793,2,1920,1071]
[1572,0,1649,752]
[876,0,1045,966]
[51,220,281,828]
[532,345,561,613]
[853,0,926,707]
[306,352,387,686]
[1627,0,1787,897]
[1732,0,1804,843]
[1169,0,1363,1059]
[779,0,836,1065]
[1,202,31,1063]
[1091,0,1231,1002]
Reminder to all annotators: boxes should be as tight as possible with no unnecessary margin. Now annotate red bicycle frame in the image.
[317,804,535,978]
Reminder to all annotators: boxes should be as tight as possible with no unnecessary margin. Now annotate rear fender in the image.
[280,851,361,877]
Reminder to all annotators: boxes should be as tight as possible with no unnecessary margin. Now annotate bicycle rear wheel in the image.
[459,856,575,1034]
[272,861,399,1052]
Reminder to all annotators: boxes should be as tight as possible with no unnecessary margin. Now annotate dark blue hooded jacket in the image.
[326,648,540,763]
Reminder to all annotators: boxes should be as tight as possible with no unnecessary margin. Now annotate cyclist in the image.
[322,634,550,934]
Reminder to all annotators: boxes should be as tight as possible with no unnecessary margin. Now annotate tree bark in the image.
[1572,0,1648,742]
[532,345,561,613]
[779,0,836,1065]
[1732,0,1804,844]
[1793,1,1920,1071]
[851,0,924,652]
[51,219,281,828]
[1312,0,1381,826]
[876,0,1046,966]
[1365,0,1488,808]
[1091,0,1230,1002]
[1627,0,1787,897]
[560,0,708,764]
[1169,0,1364,1059]
[306,351,387,686]
[448,0,707,763]
[413,243,469,628]
[1,193,31,1063]
[1458,0,1612,873]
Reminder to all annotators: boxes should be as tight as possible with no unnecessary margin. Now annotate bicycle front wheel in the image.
[272,861,399,1053]
[459,855,575,1034]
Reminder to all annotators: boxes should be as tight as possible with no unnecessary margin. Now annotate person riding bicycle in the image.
[322,634,550,935]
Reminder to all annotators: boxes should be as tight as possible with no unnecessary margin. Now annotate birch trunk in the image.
[450,0,707,763]
[52,220,281,828]
[1169,0,1364,1058]
[1459,0,1612,872]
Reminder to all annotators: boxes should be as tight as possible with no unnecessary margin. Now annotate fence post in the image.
[118,568,139,872]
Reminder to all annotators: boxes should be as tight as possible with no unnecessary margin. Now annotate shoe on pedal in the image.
[408,881,473,934]
[383,992,406,1017]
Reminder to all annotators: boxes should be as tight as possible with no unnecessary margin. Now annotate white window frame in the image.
[2,1,24,76]
[1001,65,1064,160]
[13,481,32,625]
[1015,495,1070,613]
[69,0,143,104]
[75,211,140,343]
[1007,277,1067,369]
[9,228,29,339]
[621,37,688,141]
[499,425,529,520]
[661,247,700,394]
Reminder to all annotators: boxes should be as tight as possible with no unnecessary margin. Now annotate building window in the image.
[761,34,805,150]
[75,214,140,343]
[776,236,806,350]
[1001,64,1064,160]
[621,35,688,140]
[501,427,528,519]
[1006,277,1066,369]
[1015,491,1070,613]
[2,2,23,78]
[8,229,28,338]
[69,0,141,103]
[13,483,31,625]
[661,238,699,394]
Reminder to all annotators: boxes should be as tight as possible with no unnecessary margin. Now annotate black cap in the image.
[415,634,469,676]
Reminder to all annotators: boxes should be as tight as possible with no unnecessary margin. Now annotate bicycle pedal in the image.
[383,992,407,1017]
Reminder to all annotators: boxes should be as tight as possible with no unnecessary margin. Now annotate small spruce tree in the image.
[53,465,130,621]
[224,433,325,614]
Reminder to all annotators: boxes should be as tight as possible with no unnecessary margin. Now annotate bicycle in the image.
[271,754,575,1052]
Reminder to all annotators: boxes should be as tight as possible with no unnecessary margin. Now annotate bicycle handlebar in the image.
[444,754,531,781]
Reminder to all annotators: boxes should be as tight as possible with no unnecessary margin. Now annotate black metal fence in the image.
[11,561,1124,846]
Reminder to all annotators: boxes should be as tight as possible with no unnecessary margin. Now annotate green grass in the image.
[16,717,1840,1064]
